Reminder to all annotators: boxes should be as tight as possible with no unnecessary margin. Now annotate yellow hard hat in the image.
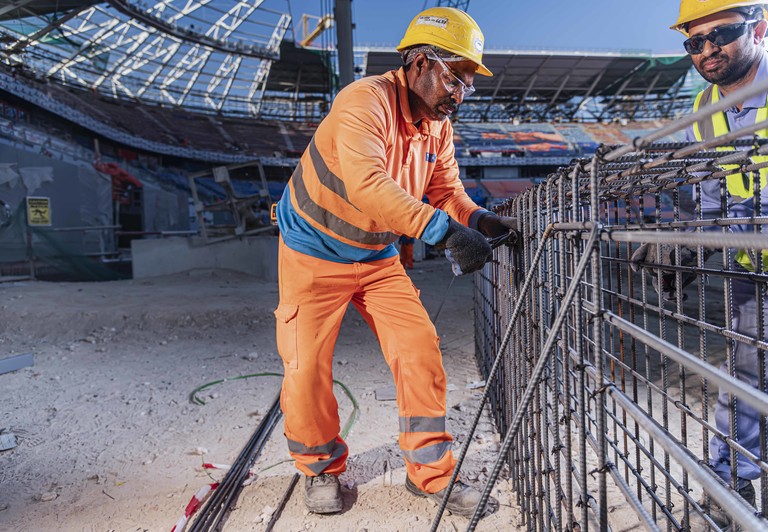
[397,7,492,77]
[671,0,766,35]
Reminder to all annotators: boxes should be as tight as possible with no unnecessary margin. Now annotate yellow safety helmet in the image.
[672,0,767,35]
[397,7,492,77]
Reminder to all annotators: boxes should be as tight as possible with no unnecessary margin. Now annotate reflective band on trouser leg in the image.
[349,257,456,493]
[401,442,456,494]
[399,415,446,434]
[402,441,452,464]
[275,238,355,476]
[287,436,349,476]
[399,416,452,485]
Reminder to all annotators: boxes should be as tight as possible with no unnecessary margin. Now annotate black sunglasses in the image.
[683,20,757,55]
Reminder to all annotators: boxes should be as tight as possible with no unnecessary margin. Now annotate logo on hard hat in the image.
[416,15,448,29]
[473,37,483,53]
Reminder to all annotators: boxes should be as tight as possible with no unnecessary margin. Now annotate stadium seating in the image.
[453,120,683,158]
[0,59,692,216]
[1,62,687,168]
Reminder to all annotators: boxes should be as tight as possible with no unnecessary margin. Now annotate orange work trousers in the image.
[274,238,456,493]
[399,243,414,269]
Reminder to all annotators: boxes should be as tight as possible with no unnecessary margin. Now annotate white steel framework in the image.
[0,1,292,116]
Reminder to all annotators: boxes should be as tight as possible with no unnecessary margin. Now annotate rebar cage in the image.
[472,79,768,531]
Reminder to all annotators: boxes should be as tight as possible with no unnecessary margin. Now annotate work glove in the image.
[440,218,492,276]
[477,212,520,245]
[630,243,710,301]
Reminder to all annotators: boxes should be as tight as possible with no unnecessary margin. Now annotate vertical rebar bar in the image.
[590,155,609,530]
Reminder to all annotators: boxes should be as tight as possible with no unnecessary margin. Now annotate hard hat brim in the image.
[671,3,768,36]
[476,63,493,77]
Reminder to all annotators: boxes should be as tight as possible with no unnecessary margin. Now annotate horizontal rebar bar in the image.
[608,231,768,250]
[603,381,768,531]
[598,76,768,162]
[601,310,768,418]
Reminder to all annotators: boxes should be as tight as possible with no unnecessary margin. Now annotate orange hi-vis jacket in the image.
[277,67,485,262]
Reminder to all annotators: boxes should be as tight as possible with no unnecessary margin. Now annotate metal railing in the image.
[471,79,768,531]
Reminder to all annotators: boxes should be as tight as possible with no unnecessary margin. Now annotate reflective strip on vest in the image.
[402,440,452,465]
[398,415,446,434]
[692,85,768,272]
[290,161,397,246]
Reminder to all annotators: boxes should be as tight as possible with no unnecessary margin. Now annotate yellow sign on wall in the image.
[26,196,51,226]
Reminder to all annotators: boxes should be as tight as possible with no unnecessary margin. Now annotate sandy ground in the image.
[0,260,520,531]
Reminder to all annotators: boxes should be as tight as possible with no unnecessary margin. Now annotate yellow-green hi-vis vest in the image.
[692,84,768,272]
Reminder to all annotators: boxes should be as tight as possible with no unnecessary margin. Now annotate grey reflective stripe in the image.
[694,85,716,141]
[306,440,349,475]
[402,440,452,465]
[287,436,337,455]
[309,137,352,203]
[399,416,446,433]
[291,162,397,245]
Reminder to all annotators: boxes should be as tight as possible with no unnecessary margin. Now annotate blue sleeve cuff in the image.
[421,210,450,245]
[469,209,490,231]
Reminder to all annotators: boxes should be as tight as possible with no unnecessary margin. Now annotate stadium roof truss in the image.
[365,49,695,122]
[0,2,695,124]
[0,0,335,119]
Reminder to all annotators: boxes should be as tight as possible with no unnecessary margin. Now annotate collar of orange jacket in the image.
[395,67,444,139]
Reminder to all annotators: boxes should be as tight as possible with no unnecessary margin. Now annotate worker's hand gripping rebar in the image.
[486,229,519,250]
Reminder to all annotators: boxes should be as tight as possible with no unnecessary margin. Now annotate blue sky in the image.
[288,0,687,55]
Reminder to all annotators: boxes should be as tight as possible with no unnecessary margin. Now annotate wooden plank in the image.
[0,353,33,375]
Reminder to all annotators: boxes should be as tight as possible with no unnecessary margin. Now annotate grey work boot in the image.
[304,473,343,514]
[405,475,492,518]
[686,481,755,531]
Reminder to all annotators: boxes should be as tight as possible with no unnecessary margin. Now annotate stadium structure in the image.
[0,0,698,280]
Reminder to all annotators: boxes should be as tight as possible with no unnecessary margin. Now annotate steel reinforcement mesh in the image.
[472,79,768,531]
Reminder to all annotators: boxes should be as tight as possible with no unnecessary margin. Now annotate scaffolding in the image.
[469,78,768,530]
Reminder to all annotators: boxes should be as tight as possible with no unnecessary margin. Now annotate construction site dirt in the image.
[1,262,523,531]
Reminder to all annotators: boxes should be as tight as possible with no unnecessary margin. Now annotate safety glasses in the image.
[428,54,475,97]
[683,20,757,55]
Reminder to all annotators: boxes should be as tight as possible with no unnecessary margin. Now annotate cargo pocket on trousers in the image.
[274,303,299,369]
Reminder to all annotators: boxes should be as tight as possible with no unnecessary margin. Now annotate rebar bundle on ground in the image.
[188,394,282,532]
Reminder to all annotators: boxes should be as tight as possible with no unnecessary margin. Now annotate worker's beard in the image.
[695,46,757,87]
[433,98,458,121]
[419,72,459,121]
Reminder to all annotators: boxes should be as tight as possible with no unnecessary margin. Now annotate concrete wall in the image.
[0,144,113,260]
[131,235,278,281]
[484,166,520,178]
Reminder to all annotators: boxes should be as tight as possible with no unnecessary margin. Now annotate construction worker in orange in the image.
[398,234,415,269]
[274,6,517,517]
